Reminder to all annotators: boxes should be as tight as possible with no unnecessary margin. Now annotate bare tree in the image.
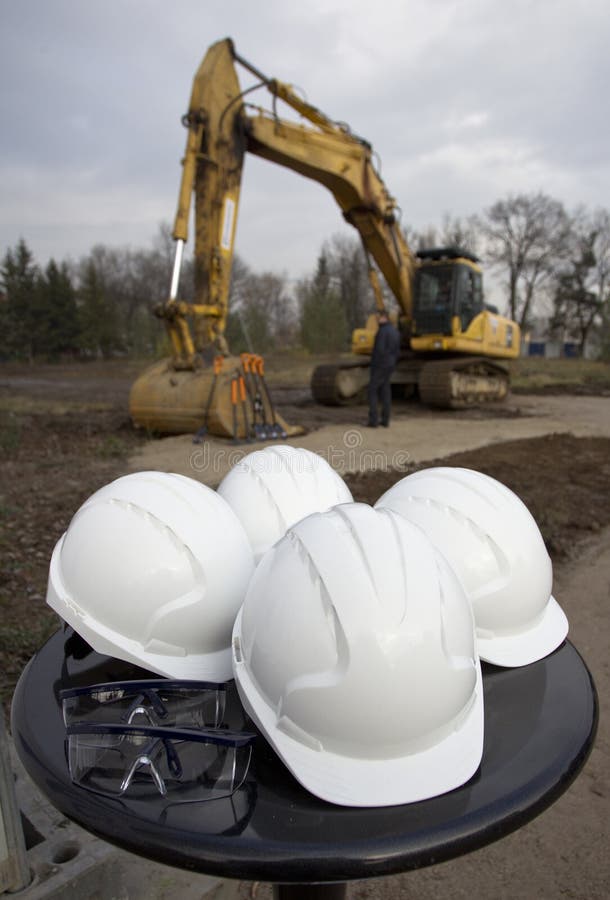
[440,213,481,256]
[591,208,610,308]
[400,218,480,257]
[478,192,571,329]
[323,234,375,332]
[413,225,439,252]
[550,207,610,356]
[74,222,191,357]
[401,223,421,251]
[591,208,610,358]
[226,254,297,352]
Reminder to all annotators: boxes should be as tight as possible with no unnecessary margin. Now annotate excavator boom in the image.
[244,112,415,311]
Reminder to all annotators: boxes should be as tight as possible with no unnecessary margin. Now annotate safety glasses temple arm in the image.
[59,679,229,700]
[65,723,257,747]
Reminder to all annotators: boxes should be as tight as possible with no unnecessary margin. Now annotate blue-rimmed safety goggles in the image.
[60,680,228,730]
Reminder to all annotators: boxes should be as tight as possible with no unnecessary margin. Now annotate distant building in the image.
[521,316,589,359]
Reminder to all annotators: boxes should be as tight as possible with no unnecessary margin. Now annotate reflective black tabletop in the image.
[11,629,597,884]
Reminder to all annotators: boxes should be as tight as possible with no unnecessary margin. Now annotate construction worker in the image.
[367,310,401,428]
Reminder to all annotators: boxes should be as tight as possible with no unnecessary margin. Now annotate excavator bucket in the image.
[129,356,301,440]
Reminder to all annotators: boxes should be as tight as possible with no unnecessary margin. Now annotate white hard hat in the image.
[232,502,484,807]
[375,467,568,667]
[217,445,353,562]
[46,471,255,680]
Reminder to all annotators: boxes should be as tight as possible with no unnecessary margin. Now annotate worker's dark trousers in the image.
[368,365,393,427]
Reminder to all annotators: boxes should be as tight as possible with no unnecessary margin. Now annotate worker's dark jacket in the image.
[371,321,401,369]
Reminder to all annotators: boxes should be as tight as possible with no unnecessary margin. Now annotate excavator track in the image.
[311,363,370,406]
[418,357,510,409]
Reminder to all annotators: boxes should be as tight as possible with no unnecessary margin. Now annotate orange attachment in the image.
[238,375,247,403]
[230,377,238,405]
[213,355,224,375]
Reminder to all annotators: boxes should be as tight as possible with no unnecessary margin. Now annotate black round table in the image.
[11,629,597,899]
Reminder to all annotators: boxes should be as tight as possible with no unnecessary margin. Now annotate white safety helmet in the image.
[375,467,568,667]
[217,445,353,562]
[232,502,484,807]
[46,471,254,680]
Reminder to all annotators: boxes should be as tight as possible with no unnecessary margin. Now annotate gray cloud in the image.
[1,0,608,278]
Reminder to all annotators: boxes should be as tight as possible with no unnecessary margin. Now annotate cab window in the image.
[416,267,453,311]
[457,267,483,330]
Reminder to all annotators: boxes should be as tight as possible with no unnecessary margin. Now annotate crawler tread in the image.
[418,357,509,408]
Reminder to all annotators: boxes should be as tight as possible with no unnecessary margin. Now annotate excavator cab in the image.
[342,245,520,408]
[412,248,484,338]
[409,246,519,366]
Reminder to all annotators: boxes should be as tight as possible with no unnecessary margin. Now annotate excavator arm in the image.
[232,40,416,317]
[159,38,246,365]
[245,109,415,312]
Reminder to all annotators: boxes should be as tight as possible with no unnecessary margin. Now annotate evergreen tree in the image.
[299,253,348,353]
[77,258,122,357]
[0,239,39,360]
[34,260,81,358]
[0,282,8,361]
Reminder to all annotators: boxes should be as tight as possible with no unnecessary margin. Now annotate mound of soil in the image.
[0,408,145,711]
[345,433,610,561]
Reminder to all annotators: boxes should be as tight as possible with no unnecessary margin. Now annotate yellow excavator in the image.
[129,38,520,437]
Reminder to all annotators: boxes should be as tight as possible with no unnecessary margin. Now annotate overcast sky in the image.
[1,0,608,287]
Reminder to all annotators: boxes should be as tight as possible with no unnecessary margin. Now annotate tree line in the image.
[2,192,609,362]
[0,225,177,362]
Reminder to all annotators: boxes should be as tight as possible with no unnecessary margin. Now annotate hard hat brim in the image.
[477,594,568,668]
[232,608,485,807]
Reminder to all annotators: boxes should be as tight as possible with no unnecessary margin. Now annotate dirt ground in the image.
[345,432,610,561]
[1,360,609,898]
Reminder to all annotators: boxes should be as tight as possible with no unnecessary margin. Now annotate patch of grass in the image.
[510,358,610,393]
[96,434,128,458]
[264,351,358,386]
[0,358,145,381]
[0,609,60,712]
[0,395,113,415]
[0,502,13,519]
[0,411,22,454]
[263,352,610,394]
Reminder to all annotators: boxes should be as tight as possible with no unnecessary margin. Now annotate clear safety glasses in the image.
[65,724,254,801]
[60,680,227,730]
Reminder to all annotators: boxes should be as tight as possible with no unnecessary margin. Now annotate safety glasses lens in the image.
[62,684,226,730]
[67,730,251,802]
